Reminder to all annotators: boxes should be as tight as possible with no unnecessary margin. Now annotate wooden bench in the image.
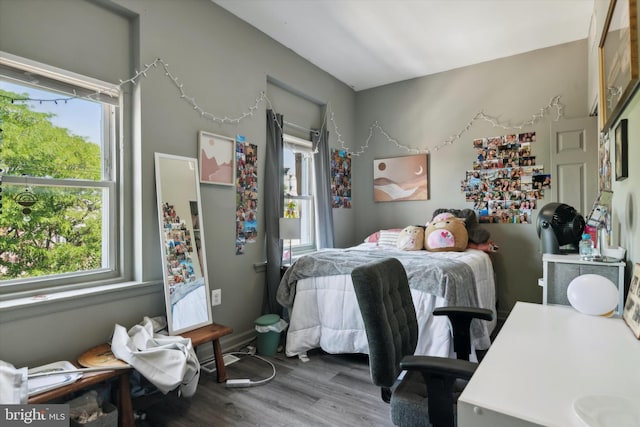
[182,322,233,383]
[28,322,232,427]
[29,360,134,427]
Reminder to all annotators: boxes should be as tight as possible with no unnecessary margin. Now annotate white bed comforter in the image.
[283,243,496,358]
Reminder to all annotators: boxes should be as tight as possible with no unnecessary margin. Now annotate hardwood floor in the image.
[133,349,395,427]
[131,319,506,427]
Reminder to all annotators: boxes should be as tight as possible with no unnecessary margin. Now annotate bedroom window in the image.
[0,52,120,296]
[283,134,315,255]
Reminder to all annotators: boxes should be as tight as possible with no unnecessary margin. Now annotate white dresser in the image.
[540,253,625,314]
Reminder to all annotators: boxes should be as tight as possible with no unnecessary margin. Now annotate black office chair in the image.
[351,257,493,427]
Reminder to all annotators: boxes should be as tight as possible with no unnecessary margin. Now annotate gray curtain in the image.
[264,110,284,315]
[312,123,335,249]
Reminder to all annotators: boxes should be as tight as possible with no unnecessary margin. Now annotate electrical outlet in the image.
[211,289,221,306]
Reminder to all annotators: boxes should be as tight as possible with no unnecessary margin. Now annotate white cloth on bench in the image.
[111,316,199,397]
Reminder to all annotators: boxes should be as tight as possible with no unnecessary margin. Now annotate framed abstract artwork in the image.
[373,154,428,202]
[198,131,235,186]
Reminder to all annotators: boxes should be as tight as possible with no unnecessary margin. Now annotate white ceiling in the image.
[213,0,595,91]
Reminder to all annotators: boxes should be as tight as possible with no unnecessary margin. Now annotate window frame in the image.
[0,51,123,298]
[283,133,316,255]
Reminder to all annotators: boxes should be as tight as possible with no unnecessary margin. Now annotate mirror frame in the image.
[154,152,213,335]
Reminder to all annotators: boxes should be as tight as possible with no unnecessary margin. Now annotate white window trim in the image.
[0,50,128,300]
[0,51,120,104]
[0,280,161,322]
[283,133,316,254]
[283,133,313,150]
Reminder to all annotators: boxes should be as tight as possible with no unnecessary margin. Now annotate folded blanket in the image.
[277,248,478,310]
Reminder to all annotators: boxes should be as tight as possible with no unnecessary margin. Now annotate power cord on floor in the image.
[224,347,276,388]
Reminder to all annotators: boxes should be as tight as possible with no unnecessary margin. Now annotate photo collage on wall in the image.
[460,132,550,224]
[598,131,612,191]
[235,136,258,255]
[330,149,352,208]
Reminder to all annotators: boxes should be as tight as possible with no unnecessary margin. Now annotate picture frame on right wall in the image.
[615,119,628,181]
[623,263,640,339]
[599,0,639,131]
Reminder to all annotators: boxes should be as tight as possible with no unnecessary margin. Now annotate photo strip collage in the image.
[460,132,551,224]
[235,138,259,255]
[330,149,352,208]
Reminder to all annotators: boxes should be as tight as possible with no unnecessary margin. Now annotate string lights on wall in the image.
[0,94,75,104]
[0,57,563,158]
[333,95,564,156]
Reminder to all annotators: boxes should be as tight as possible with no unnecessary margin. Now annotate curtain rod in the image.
[283,120,318,135]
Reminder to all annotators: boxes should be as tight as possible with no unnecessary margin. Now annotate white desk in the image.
[458,302,640,427]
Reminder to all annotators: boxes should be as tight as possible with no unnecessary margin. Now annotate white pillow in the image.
[378,229,401,247]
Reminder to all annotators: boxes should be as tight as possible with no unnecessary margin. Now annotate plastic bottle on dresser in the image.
[579,233,594,260]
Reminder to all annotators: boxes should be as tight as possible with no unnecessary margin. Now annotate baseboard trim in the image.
[195,329,257,362]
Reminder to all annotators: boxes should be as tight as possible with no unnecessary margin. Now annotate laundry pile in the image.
[111,316,200,397]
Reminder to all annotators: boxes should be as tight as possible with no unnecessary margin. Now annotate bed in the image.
[276,242,496,359]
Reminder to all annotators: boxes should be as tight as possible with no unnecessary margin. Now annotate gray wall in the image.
[0,0,356,367]
[352,40,590,317]
[592,0,640,289]
[3,0,635,369]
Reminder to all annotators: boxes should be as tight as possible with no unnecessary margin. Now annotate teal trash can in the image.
[255,314,281,356]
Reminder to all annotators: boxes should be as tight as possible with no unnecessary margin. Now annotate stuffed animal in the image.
[424,213,468,252]
[397,225,425,251]
[431,208,490,244]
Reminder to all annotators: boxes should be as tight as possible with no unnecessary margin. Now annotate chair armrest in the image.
[433,306,493,322]
[400,355,477,380]
[400,355,478,427]
[433,307,494,361]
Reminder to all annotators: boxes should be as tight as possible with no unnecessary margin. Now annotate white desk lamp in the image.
[279,217,300,266]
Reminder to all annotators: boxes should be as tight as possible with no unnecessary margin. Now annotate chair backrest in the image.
[351,257,418,389]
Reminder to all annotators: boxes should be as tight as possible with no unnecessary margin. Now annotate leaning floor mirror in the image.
[154,152,213,335]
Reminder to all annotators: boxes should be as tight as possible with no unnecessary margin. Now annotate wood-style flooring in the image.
[133,349,395,427]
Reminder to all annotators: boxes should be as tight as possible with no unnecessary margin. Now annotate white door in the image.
[549,116,599,216]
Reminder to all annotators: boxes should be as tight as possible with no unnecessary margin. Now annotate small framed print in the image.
[623,263,640,339]
[615,119,628,181]
[198,131,235,186]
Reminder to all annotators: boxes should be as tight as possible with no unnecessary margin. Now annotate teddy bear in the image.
[428,208,499,252]
[431,208,490,244]
[424,212,468,252]
[396,225,425,251]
